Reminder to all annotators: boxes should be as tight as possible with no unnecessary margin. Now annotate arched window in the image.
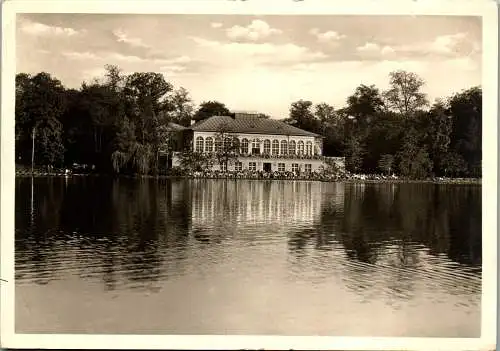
[289,140,296,155]
[272,140,279,155]
[297,140,304,155]
[306,141,313,155]
[280,140,288,155]
[263,139,271,154]
[251,139,260,155]
[205,137,213,153]
[195,136,204,153]
[240,138,249,154]
[230,137,240,151]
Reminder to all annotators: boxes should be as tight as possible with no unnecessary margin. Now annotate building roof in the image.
[166,122,188,132]
[190,115,320,137]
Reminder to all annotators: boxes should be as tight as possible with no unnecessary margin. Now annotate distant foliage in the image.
[193,101,231,122]
[383,70,428,116]
[15,67,482,179]
[178,151,213,172]
[378,154,394,175]
[214,125,240,169]
[284,70,481,179]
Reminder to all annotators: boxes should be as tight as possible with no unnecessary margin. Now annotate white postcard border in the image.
[1,0,497,350]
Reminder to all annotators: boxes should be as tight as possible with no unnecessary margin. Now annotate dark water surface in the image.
[15,177,482,336]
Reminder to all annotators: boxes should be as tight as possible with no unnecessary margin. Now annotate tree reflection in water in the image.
[16,177,481,297]
[16,177,193,290]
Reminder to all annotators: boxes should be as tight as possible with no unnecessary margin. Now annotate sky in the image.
[17,14,482,118]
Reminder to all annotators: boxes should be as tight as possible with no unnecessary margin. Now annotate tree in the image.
[378,154,394,175]
[111,117,137,173]
[214,123,240,169]
[287,100,319,133]
[315,103,343,156]
[166,87,195,127]
[423,101,453,176]
[362,110,404,173]
[384,70,428,116]
[346,84,385,129]
[397,127,432,178]
[16,72,67,168]
[440,151,467,177]
[448,86,482,177]
[342,85,387,172]
[104,64,125,92]
[123,72,173,174]
[344,135,365,173]
[15,73,32,158]
[193,101,231,122]
[314,103,336,125]
[178,151,213,172]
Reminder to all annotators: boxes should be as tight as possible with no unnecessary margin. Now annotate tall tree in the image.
[15,72,67,167]
[166,87,195,127]
[123,72,173,174]
[346,84,385,129]
[344,134,365,173]
[314,102,343,156]
[193,101,231,122]
[448,86,482,177]
[287,99,319,133]
[342,85,386,171]
[104,64,125,92]
[397,126,432,179]
[384,70,428,116]
[423,101,453,175]
[314,103,336,125]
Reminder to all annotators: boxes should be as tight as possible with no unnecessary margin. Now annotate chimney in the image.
[235,112,259,119]
[191,119,196,126]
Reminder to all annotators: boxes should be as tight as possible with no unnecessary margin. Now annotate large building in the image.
[169,112,344,173]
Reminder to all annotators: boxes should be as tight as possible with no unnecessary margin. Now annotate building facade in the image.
[171,113,345,173]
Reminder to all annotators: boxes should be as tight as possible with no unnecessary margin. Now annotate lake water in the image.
[15,177,482,336]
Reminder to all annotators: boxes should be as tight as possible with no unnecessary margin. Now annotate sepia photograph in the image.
[1,0,497,350]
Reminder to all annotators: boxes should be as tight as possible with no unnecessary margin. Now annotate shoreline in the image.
[15,170,482,185]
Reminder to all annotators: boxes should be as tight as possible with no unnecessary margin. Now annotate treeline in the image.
[15,66,481,178]
[16,65,196,175]
[284,71,482,178]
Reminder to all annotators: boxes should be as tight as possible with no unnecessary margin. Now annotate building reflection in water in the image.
[15,177,481,299]
[189,180,345,241]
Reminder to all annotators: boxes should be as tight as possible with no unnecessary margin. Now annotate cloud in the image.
[354,33,478,62]
[163,55,192,64]
[309,28,346,43]
[390,32,476,58]
[356,42,395,56]
[191,56,479,117]
[191,36,326,66]
[102,52,146,63]
[446,56,479,71]
[429,33,468,54]
[19,19,82,37]
[112,29,150,49]
[62,50,192,68]
[211,22,223,28]
[62,51,100,60]
[159,65,188,77]
[226,20,282,41]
